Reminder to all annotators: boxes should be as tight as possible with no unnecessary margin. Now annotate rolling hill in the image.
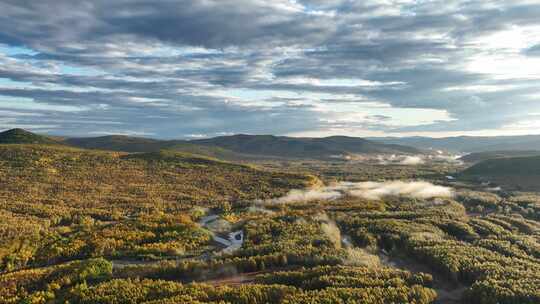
[0,128,60,145]
[64,135,260,160]
[0,144,318,212]
[1,129,422,160]
[370,135,540,153]
[0,143,319,274]
[192,134,421,159]
[65,133,421,160]
[64,135,166,152]
[460,155,540,190]
[460,150,540,163]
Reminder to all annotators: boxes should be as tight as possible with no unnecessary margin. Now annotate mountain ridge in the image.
[1,129,423,160]
[68,133,421,159]
[369,135,540,153]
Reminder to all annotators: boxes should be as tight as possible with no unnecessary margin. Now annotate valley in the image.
[0,129,539,304]
[2,1,540,303]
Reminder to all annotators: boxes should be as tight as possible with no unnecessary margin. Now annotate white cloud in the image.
[0,0,539,137]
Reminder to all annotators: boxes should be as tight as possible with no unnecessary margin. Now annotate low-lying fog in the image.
[261,181,454,204]
[333,152,463,165]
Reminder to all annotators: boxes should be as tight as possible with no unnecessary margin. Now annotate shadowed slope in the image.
[0,129,60,145]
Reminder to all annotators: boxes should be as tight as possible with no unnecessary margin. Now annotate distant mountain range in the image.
[7,128,540,162]
[0,129,420,160]
[370,135,540,153]
[192,134,420,159]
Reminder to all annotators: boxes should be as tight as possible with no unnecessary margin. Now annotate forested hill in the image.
[0,144,318,213]
[64,135,257,160]
[370,134,540,153]
[64,135,168,152]
[461,155,540,190]
[0,128,60,145]
[463,155,540,176]
[192,134,420,158]
[48,130,422,159]
[460,150,540,163]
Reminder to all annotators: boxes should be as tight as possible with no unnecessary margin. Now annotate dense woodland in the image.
[0,143,539,303]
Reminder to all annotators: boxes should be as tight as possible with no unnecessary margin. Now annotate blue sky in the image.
[0,0,540,139]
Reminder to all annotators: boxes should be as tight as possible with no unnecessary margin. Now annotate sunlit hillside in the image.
[1,140,539,304]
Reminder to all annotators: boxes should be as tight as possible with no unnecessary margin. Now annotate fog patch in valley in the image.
[378,154,462,166]
[315,213,342,250]
[399,156,425,165]
[247,205,275,214]
[316,212,381,267]
[377,155,425,165]
[261,181,454,204]
[260,188,342,204]
[336,152,462,166]
[347,181,454,200]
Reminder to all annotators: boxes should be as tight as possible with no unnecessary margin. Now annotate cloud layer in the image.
[0,0,540,137]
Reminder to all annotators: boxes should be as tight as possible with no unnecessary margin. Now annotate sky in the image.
[0,0,540,139]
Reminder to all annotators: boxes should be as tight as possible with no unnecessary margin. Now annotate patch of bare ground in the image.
[202,271,261,286]
[200,266,300,287]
